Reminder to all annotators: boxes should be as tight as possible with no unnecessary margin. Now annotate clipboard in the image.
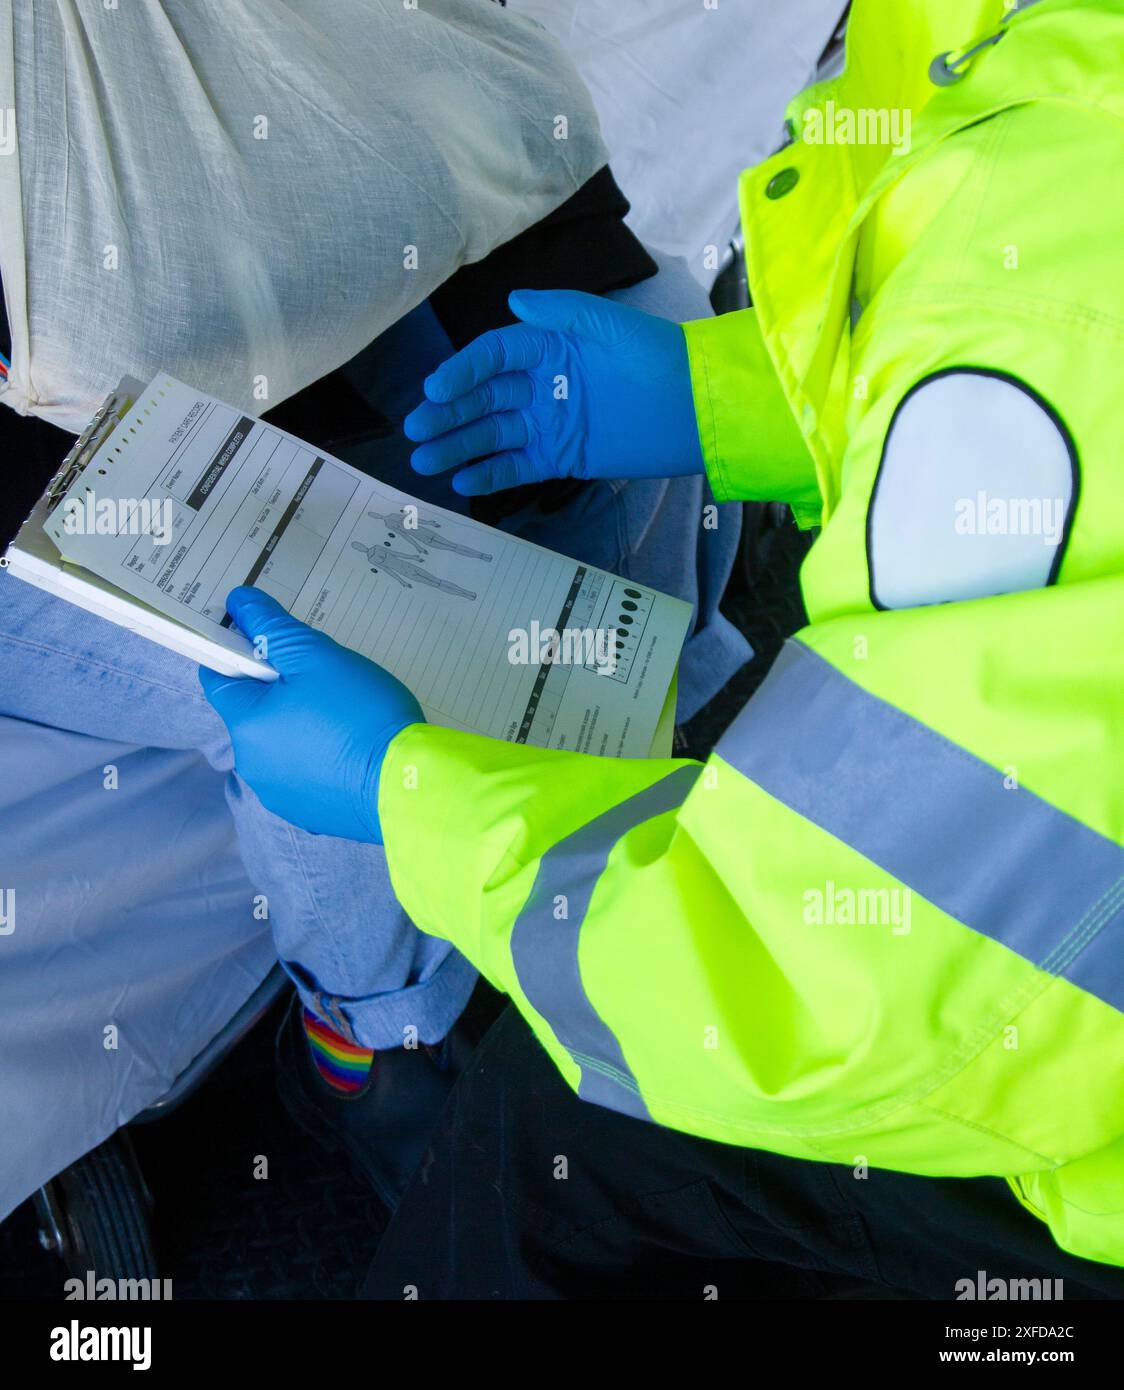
[3,375,277,679]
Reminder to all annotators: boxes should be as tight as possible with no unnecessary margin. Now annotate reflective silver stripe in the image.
[510,765,702,1119]
[717,641,1124,1011]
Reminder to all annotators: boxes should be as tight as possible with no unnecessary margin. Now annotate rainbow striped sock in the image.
[302,1008,374,1095]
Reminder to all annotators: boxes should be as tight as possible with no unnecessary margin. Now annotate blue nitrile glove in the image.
[403,289,704,495]
[198,587,423,843]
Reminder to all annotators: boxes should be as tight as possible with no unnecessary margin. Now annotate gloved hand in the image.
[199,587,423,843]
[403,289,704,495]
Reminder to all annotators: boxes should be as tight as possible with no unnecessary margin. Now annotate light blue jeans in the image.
[0,252,748,1051]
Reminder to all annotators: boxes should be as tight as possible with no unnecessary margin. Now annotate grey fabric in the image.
[0,714,275,1217]
[508,0,846,282]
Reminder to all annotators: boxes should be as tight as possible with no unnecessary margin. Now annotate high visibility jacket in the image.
[381,0,1124,1268]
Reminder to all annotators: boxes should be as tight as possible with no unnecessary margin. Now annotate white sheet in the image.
[0,0,607,434]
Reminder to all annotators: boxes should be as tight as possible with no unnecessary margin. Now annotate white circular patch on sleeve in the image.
[867,370,1076,610]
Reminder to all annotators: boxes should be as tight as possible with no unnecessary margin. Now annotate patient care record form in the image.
[46,375,691,757]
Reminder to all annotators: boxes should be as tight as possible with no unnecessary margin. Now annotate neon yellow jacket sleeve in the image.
[382,713,1026,1169]
[377,606,1124,1183]
[377,572,1124,1267]
[683,309,821,525]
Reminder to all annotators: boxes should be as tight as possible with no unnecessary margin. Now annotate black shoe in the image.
[274,996,474,1211]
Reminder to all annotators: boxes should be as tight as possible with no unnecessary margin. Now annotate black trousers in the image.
[363,1005,1124,1300]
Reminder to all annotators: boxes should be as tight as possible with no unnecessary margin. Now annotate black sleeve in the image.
[0,267,77,550]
